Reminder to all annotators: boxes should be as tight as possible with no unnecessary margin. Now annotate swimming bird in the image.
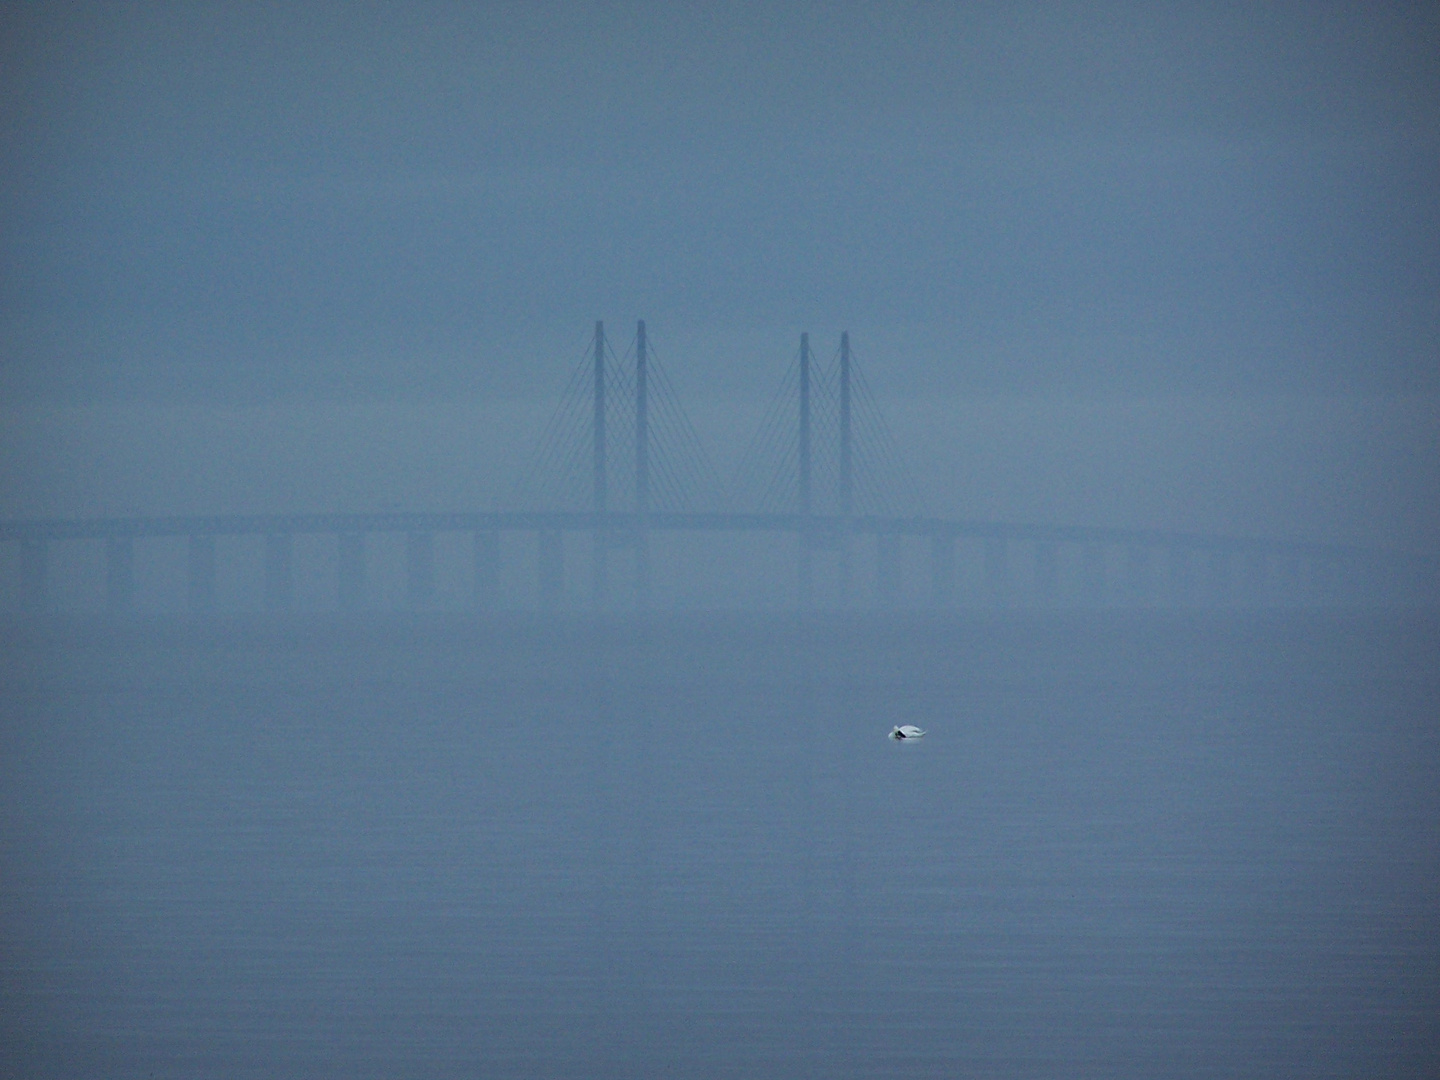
[889,725,926,740]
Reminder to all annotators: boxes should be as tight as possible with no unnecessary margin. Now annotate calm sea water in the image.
[2,612,1437,1078]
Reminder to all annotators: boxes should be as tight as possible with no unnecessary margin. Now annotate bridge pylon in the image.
[515,318,723,608]
[592,320,606,607]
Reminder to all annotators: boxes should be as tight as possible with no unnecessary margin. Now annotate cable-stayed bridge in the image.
[1,321,1432,613]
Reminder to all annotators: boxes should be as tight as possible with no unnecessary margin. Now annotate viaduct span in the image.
[0,322,1427,613]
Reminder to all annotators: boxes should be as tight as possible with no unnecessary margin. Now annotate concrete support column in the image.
[187,535,215,612]
[592,529,609,611]
[1310,557,1339,605]
[1275,554,1302,605]
[338,533,365,610]
[1329,556,1350,605]
[876,534,900,603]
[1167,546,1192,607]
[929,533,954,606]
[474,531,499,609]
[539,531,563,609]
[1242,550,1269,607]
[592,533,608,610]
[1081,544,1106,606]
[106,537,134,613]
[1207,550,1233,607]
[1125,545,1150,605]
[798,534,813,609]
[984,537,1009,606]
[1035,541,1058,605]
[264,534,293,611]
[406,532,434,608]
[19,538,46,613]
[635,531,650,610]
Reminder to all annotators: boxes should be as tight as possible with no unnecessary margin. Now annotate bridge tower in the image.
[635,319,650,606]
[592,320,607,607]
[839,330,853,598]
[798,332,813,605]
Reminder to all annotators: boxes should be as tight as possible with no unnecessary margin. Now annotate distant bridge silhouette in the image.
[1,321,1431,612]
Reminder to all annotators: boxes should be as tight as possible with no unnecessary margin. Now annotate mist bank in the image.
[3,394,1437,555]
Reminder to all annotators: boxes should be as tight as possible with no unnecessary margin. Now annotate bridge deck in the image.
[0,510,1403,560]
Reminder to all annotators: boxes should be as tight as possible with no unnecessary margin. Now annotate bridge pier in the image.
[474,531,499,609]
[876,534,900,603]
[19,537,46,613]
[797,534,813,608]
[264,534,293,611]
[1035,541,1058,605]
[1125,545,1150,605]
[1242,550,1269,606]
[1080,544,1105,606]
[338,532,365,610]
[984,537,1009,606]
[1273,552,1301,604]
[929,534,953,606]
[592,529,608,610]
[634,530,650,609]
[0,515,1401,614]
[1167,546,1192,607]
[1206,549,1232,606]
[406,531,434,608]
[1310,556,1339,605]
[106,537,134,613]
[539,531,563,608]
[188,535,215,612]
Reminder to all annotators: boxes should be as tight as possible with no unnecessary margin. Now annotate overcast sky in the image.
[4,1,1436,400]
[2,2,1437,549]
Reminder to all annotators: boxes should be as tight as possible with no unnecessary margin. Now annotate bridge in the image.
[1,321,1431,613]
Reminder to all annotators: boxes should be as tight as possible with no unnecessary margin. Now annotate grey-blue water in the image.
[3,613,1437,1078]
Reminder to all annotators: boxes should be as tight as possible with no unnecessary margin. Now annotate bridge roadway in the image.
[7,325,1427,608]
[0,510,1386,559]
[2,508,1424,614]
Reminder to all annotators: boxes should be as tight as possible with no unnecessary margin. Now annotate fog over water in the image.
[3,3,1438,554]
[2,3,1438,1076]
[4,393,1439,555]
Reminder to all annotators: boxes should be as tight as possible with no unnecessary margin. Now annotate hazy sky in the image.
[3,1,1436,401]
[2,3,1437,549]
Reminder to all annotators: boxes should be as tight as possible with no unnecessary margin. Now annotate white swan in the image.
[889,725,926,740]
